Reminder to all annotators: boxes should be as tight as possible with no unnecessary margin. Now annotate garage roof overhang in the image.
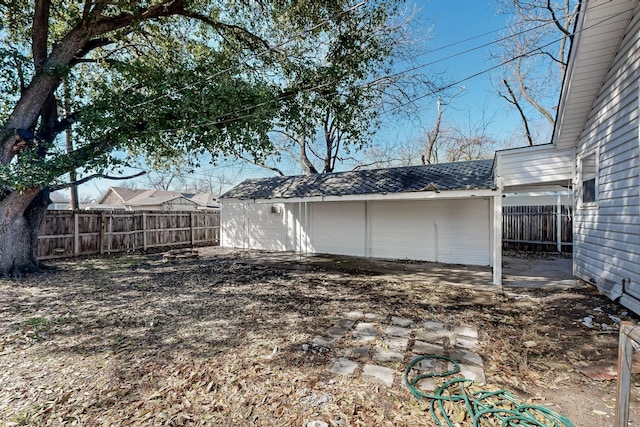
[221,188,499,204]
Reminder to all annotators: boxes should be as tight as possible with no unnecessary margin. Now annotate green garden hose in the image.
[404,355,576,427]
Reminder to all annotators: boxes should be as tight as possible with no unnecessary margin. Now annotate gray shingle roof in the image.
[220,159,495,200]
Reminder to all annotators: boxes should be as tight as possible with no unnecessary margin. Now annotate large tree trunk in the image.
[0,188,50,278]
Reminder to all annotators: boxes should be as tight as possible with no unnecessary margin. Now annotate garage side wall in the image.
[222,198,491,267]
[221,202,289,251]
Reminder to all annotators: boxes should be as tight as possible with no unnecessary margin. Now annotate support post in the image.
[492,177,503,286]
[615,321,639,426]
[556,193,562,253]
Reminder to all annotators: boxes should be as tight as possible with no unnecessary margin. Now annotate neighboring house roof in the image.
[97,187,147,204]
[126,194,197,207]
[125,189,183,204]
[94,188,216,209]
[189,192,218,207]
[220,159,495,200]
[552,0,636,150]
[49,191,70,204]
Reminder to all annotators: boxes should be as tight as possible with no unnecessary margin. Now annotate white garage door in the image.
[369,199,490,265]
[310,201,366,256]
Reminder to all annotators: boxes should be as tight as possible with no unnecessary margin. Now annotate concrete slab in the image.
[383,336,408,351]
[335,318,357,329]
[326,326,349,340]
[385,325,411,338]
[453,325,478,339]
[450,348,483,367]
[415,329,450,343]
[391,316,414,327]
[228,250,579,291]
[364,313,387,321]
[421,321,446,330]
[453,335,478,350]
[353,322,378,339]
[362,364,394,387]
[459,363,486,382]
[347,345,371,358]
[344,311,363,319]
[412,340,445,356]
[312,336,335,348]
[502,256,577,289]
[330,358,359,375]
[373,348,404,363]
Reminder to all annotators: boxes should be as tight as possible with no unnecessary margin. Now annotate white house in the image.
[219,159,505,284]
[496,0,640,313]
[87,187,218,212]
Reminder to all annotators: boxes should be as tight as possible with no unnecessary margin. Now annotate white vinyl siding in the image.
[221,202,288,251]
[221,198,492,267]
[221,202,245,248]
[368,199,490,265]
[573,10,640,310]
[309,201,366,256]
[496,145,574,189]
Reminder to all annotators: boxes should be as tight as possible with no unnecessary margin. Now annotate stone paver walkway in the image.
[308,312,485,390]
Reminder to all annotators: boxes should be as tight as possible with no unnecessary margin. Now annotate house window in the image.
[581,151,597,205]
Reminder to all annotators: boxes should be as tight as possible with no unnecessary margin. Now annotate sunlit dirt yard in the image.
[0,247,639,426]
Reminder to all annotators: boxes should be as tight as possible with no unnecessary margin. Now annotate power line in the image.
[125,1,579,114]
[136,1,630,136]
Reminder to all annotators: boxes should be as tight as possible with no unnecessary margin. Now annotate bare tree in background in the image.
[495,0,578,144]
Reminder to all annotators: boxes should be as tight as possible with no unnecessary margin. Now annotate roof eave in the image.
[219,188,498,204]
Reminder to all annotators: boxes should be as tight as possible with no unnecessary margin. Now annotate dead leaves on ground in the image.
[0,248,637,426]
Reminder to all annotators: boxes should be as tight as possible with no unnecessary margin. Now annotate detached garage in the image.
[219,159,503,284]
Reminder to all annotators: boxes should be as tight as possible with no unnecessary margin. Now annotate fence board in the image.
[502,205,572,253]
[38,209,220,259]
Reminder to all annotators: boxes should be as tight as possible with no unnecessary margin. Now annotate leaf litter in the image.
[0,247,639,426]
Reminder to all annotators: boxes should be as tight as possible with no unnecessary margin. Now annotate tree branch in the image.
[49,171,147,191]
[515,58,555,126]
[501,79,533,146]
[236,154,285,176]
[32,0,51,72]
[546,0,572,36]
[69,38,115,66]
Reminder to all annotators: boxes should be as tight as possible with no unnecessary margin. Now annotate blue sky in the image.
[393,0,523,143]
[80,1,555,200]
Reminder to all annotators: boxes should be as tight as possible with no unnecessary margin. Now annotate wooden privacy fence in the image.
[503,205,573,253]
[38,210,220,260]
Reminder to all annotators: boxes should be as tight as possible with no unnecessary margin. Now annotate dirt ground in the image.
[0,247,639,426]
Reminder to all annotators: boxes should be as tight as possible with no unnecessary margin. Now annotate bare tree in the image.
[495,0,578,143]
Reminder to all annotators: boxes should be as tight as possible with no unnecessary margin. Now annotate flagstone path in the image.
[306,311,485,390]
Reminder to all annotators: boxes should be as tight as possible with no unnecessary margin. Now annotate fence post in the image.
[142,212,147,250]
[556,195,562,252]
[615,321,639,426]
[99,212,106,254]
[190,212,195,247]
[73,212,79,256]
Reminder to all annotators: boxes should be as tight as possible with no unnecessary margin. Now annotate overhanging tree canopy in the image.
[0,0,401,276]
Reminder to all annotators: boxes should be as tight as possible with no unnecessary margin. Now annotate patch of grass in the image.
[21,317,50,341]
